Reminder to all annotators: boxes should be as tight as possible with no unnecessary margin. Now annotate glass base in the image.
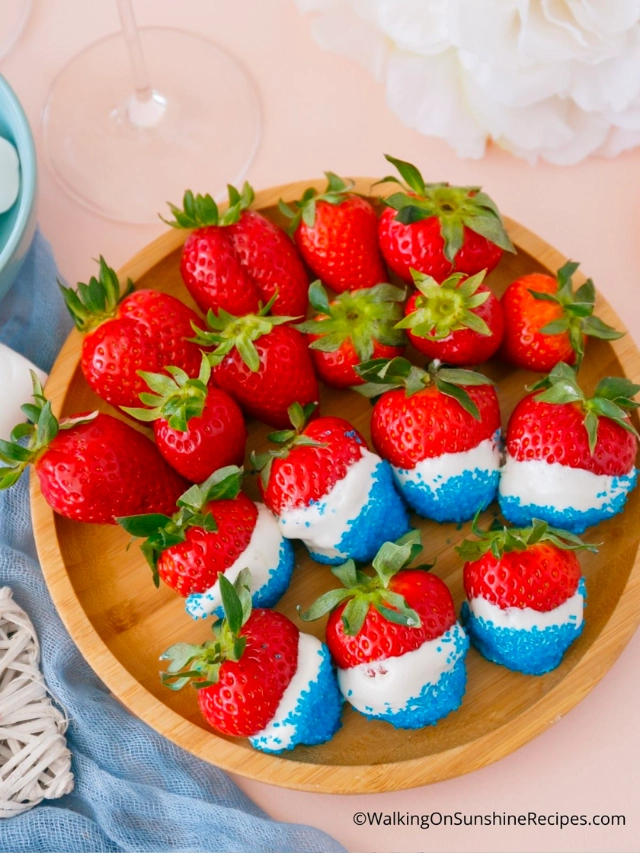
[42,27,262,224]
[0,0,31,62]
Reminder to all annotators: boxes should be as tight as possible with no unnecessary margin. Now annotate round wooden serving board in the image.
[31,179,640,794]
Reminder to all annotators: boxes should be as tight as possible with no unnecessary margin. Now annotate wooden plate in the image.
[31,179,640,794]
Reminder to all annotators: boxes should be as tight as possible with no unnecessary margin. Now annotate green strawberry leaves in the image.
[122,353,211,431]
[59,256,134,333]
[161,568,252,691]
[380,154,515,262]
[279,172,356,233]
[395,269,491,340]
[295,281,407,362]
[299,530,429,637]
[162,183,254,229]
[117,465,244,586]
[528,261,623,367]
[250,402,325,488]
[530,362,640,454]
[353,357,494,420]
[456,514,598,563]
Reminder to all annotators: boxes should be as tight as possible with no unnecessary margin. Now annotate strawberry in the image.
[355,358,501,522]
[377,155,514,284]
[301,531,469,728]
[251,402,410,565]
[122,354,246,483]
[117,466,294,618]
[0,373,187,523]
[500,261,623,372]
[499,362,639,533]
[59,257,204,410]
[397,269,504,366]
[164,184,308,319]
[279,172,387,292]
[191,299,319,428]
[294,281,406,388]
[458,517,596,674]
[160,568,342,752]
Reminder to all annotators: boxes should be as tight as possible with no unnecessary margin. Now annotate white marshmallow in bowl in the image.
[0,344,47,441]
[0,137,20,214]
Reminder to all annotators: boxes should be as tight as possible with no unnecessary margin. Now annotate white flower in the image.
[297,0,640,164]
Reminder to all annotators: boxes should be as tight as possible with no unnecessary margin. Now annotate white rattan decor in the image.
[0,587,73,816]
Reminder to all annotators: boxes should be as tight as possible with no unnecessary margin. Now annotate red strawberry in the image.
[0,374,188,523]
[279,172,387,292]
[500,261,623,372]
[192,300,319,428]
[377,155,514,284]
[397,269,504,366]
[160,569,342,749]
[294,281,406,388]
[59,257,204,410]
[165,185,308,319]
[122,354,246,483]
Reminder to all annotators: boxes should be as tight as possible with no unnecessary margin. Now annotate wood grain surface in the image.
[30,179,640,794]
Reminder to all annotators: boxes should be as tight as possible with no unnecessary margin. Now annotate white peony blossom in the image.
[297,0,640,164]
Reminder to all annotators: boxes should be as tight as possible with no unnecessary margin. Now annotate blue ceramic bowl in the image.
[0,74,37,303]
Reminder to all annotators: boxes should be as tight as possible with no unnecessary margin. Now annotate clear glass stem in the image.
[116,0,152,103]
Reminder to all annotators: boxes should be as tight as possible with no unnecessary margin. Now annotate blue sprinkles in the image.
[185,538,295,620]
[250,643,343,754]
[499,469,637,533]
[309,460,411,565]
[396,466,499,524]
[460,579,586,676]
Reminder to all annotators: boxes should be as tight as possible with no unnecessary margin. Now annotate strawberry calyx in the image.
[190,295,299,373]
[0,372,98,490]
[353,356,495,420]
[59,256,134,333]
[295,280,406,361]
[456,514,598,564]
[278,172,357,233]
[121,353,211,431]
[379,154,515,263]
[396,269,491,339]
[529,362,640,454]
[161,183,254,230]
[116,465,244,587]
[527,261,623,367]
[250,401,325,488]
[161,568,252,690]
[299,530,429,636]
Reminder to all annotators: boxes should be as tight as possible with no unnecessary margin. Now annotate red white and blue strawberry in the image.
[117,466,293,619]
[252,403,411,565]
[161,568,342,753]
[301,531,469,728]
[355,358,501,523]
[499,363,639,533]
[458,517,594,675]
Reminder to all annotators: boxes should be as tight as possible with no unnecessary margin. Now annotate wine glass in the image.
[42,0,261,224]
[0,0,31,62]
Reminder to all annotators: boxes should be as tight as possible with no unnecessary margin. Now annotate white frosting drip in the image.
[468,588,584,631]
[337,623,467,715]
[0,344,48,442]
[277,448,380,560]
[393,435,500,490]
[499,456,635,511]
[185,504,283,619]
[249,632,324,751]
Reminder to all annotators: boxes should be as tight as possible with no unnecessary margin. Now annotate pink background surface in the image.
[3,2,640,851]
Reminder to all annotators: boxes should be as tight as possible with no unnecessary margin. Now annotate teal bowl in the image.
[0,74,37,304]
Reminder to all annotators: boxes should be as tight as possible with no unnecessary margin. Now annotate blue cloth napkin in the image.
[0,231,345,853]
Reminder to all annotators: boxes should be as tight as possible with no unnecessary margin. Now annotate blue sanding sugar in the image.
[250,643,343,754]
[498,468,637,534]
[396,466,500,524]
[356,653,469,730]
[309,460,411,566]
[460,590,585,676]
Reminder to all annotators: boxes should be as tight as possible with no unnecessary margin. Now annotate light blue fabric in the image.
[0,231,345,853]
